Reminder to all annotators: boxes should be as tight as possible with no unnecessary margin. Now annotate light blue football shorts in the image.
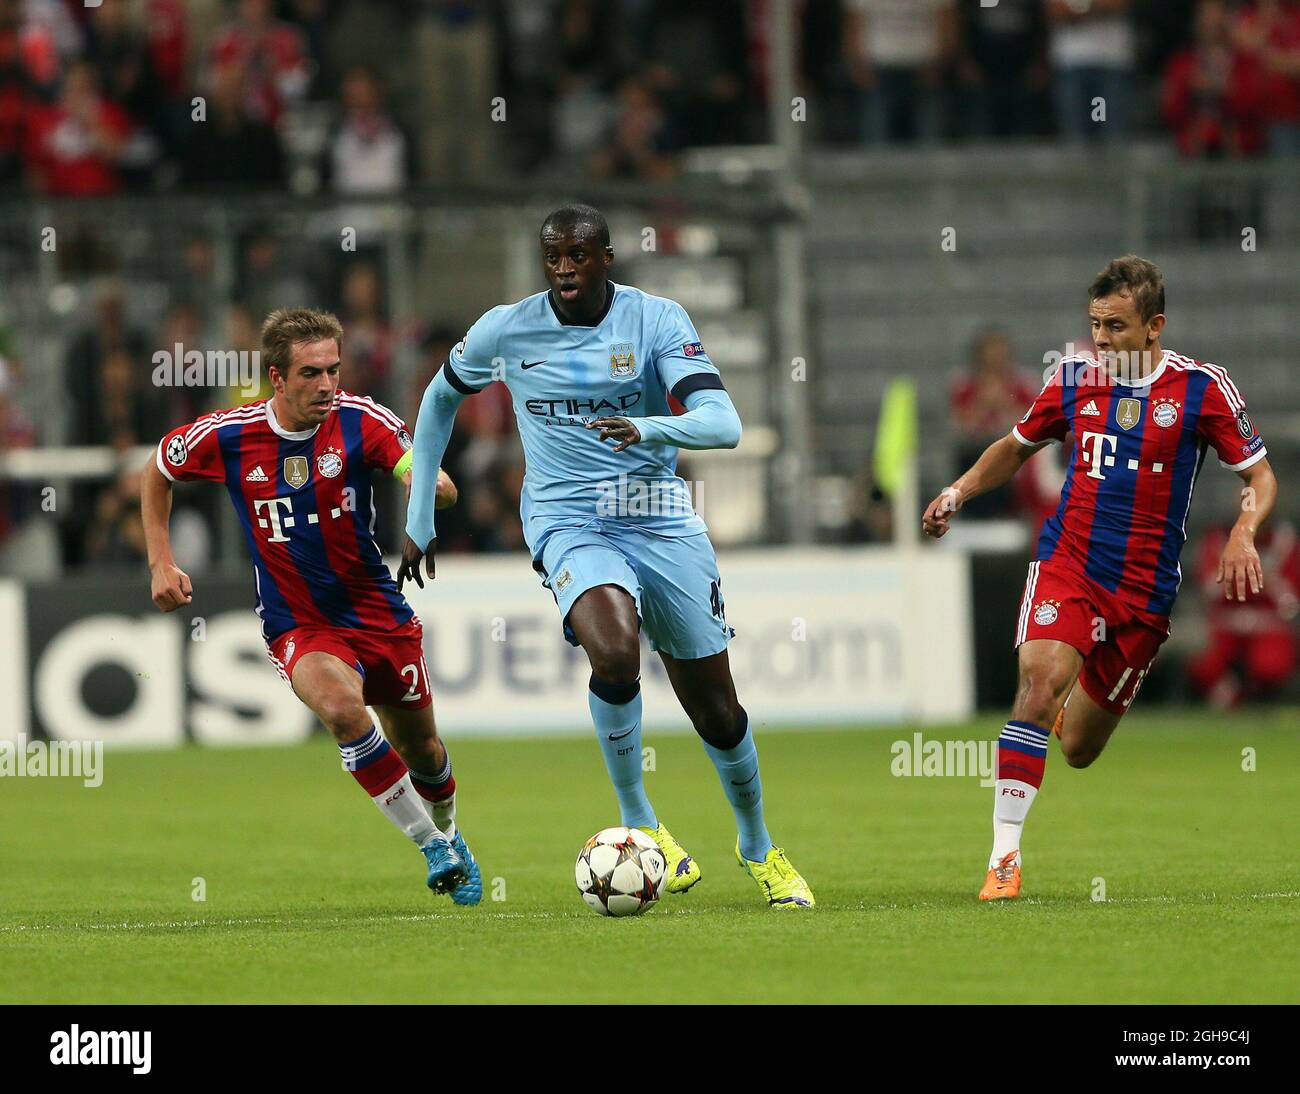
[533,521,734,660]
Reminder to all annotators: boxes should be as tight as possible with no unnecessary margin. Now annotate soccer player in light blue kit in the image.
[400,205,813,908]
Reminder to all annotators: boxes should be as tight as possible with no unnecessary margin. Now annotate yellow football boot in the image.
[736,841,814,909]
[637,822,702,894]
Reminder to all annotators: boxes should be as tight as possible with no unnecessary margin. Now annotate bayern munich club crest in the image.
[1153,398,1181,428]
[316,447,344,478]
[1033,599,1060,626]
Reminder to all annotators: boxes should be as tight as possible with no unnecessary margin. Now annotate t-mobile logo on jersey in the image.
[1080,431,1118,481]
[253,493,356,542]
[1080,431,1168,482]
[254,497,296,542]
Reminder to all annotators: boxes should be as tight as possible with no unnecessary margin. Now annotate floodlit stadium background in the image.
[0,0,1296,742]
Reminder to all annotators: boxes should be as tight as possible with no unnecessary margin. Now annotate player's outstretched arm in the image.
[140,456,193,611]
[1219,456,1277,602]
[397,466,458,591]
[400,368,469,590]
[589,389,742,453]
[922,432,1039,539]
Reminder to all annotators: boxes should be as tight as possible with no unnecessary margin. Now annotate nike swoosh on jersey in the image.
[521,359,547,370]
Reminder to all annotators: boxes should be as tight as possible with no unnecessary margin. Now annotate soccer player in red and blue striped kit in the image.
[141,308,482,903]
[922,256,1278,900]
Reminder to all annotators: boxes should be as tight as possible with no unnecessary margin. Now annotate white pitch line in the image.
[0,910,587,934]
[1,892,1297,933]
[887,890,1300,910]
[1091,890,1300,905]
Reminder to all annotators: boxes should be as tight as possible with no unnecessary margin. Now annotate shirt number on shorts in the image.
[400,662,423,702]
[709,579,726,622]
[1107,662,1151,707]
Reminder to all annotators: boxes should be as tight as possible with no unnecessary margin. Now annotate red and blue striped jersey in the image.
[156,392,416,641]
[1013,350,1267,617]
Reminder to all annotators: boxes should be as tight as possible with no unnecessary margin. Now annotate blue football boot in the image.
[448,829,482,906]
[421,835,466,894]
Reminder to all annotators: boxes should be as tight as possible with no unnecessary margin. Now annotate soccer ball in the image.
[575,826,666,917]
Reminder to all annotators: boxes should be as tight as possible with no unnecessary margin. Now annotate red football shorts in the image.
[1014,559,1170,715]
[267,619,432,709]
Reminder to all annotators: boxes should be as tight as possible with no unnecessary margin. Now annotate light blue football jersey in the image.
[443,282,725,553]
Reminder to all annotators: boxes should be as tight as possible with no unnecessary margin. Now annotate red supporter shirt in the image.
[1160,47,1268,156]
[951,371,1039,436]
[206,21,308,125]
[1235,3,1300,124]
[23,99,131,196]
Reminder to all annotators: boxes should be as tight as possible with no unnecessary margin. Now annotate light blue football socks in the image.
[702,710,772,862]
[588,674,657,830]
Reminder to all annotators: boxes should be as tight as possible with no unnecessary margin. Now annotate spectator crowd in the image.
[0,0,1297,575]
[0,1,1296,200]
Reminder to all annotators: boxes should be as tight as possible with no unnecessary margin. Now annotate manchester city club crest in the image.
[1152,399,1181,428]
[1115,397,1141,431]
[283,455,310,489]
[608,342,637,379]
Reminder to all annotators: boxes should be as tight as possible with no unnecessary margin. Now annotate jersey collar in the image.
[1115,349,1168,389]
[547,282,616,328]
[265,398,321,440]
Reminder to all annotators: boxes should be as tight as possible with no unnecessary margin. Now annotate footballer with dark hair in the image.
[402,205,815,909]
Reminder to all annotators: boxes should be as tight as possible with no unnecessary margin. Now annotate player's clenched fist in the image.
[921,486,962,538]
[151,563,193,611]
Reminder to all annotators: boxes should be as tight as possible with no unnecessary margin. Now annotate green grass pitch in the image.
[1,709,1296,1003]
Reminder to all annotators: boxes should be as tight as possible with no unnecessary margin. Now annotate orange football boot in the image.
[979,850,1022,900]
[1052,709,1065,739]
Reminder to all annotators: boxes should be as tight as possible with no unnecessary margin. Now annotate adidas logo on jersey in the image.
[1080,400,1101,417]
[246,465,269,482]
